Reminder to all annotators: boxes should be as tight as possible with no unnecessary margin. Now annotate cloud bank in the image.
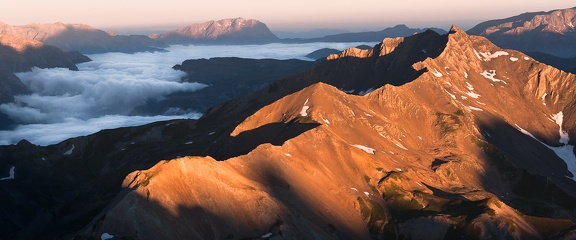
[0,42,377,145]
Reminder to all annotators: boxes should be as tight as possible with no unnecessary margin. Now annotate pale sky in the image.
[3,1,575,32]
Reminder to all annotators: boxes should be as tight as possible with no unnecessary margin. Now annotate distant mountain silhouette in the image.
[150,18,279,45]
[0,22,168,54]
[525,51,576,73]
[283,24,447,43]
[130,57,315,115]
[468,7,576,57]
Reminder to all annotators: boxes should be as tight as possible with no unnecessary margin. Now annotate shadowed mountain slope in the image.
[2,26,576,239]
[130,57,315,116]
[284,24,447,43]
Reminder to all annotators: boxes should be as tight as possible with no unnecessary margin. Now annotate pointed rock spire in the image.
[449,25,463,34]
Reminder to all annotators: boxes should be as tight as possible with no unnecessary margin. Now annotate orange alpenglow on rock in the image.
[74,26,576,239]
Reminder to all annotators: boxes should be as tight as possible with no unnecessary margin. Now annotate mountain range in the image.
[0,22,167,54]
[468,7,576,58]
[149,18,279,45]
[2,25,576,239]
[284,24,447,43]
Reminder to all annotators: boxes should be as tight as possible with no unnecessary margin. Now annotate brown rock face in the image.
[73,26,576,239]
[150,18,279,45]
[468,7,576,57]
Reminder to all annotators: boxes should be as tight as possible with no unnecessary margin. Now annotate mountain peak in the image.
[151,17,278,44]
[449,24,462,33]
[467,6,576,57]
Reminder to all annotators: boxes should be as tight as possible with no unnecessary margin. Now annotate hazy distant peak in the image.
[0,34,44,52]
[151,17,279,44]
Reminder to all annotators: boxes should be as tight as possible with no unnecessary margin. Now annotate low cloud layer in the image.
[0,113,201,146]
[0,42,377,145]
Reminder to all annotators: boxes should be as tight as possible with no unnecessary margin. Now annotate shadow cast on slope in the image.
[209,119,321,160]
[195,30,450,160]
[475,116,576,223]
[0,29,452,238]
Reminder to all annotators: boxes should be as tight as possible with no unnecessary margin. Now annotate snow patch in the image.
[395,142,408,150]
[261,233,273,238]
[542,93,547,105]
[473,49,483,61]
[431,69,443,77]
[352,144,376,154]
[418,136,422,140]
[341,89,355,94]
[300,98,310,117]
[396,168,402,172]
[465,82,474,91]
[322,118,330,125]
[515,124,537,139]
[0,166,15,180]
[101,233,114,240]
[364,191,370,196]
[444,90,456,99]
[351,187,358,191]
[551,112,569,144]
[464,72,468,79]
[64,145,75,155]
[464,106,483,112]
[208,131,215,136]
[466,92,481,99]
[364,112,373,117]
[516,114,576,181]
[359,88,375,96]
[185,141,194,145]
[510,57,519,62]
[524,56,530,60]
[478,51,509,61]
[285,153,292,157]
[481,70,507,84]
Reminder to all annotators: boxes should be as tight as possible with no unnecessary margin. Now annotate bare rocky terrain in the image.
[150,18,279,45]
[1,26,576,239]
[468,7,576,58]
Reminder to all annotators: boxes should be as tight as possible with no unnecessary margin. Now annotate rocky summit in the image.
[150,18,279,45]
[1,26,576,239]
[468,7,576,58]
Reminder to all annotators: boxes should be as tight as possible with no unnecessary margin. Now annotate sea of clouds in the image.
[0,42,377,146]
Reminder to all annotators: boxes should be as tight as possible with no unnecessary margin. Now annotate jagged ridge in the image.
[2,26,576,239]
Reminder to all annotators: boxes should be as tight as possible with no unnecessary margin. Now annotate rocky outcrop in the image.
[150,18,279,45]
[0,22,168,54]
[2,26,576,239]
[468,7,576,57]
